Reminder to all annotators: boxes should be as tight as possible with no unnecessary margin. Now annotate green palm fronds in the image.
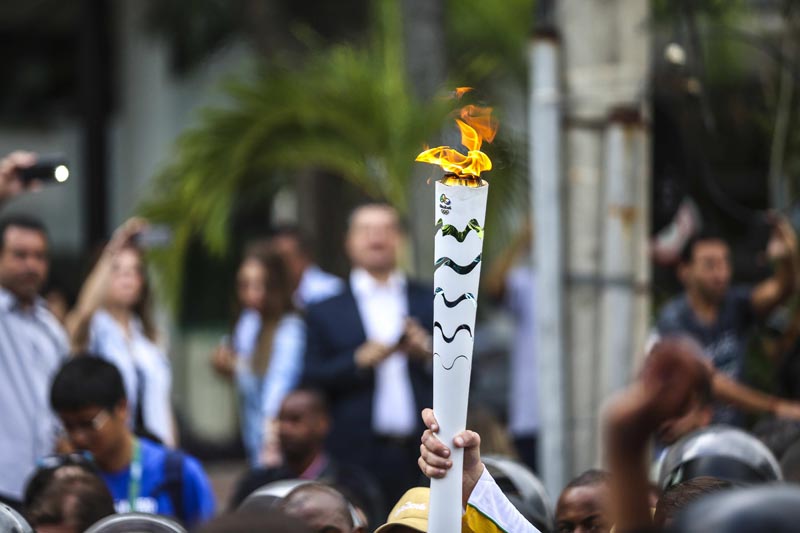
[141,0,529,307]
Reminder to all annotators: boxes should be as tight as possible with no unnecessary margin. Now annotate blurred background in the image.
[2,0,800,498]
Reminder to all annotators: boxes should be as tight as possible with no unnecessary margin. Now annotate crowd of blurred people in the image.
[4,148,800,532]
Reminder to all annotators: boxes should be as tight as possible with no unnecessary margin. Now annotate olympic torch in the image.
[416,92,498,531]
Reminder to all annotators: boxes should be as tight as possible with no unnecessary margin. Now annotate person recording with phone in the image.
[0,150,70,202]
[66,218,176,447]
[0,151,72,509]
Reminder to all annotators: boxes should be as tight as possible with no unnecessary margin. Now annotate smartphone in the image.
[19,154,70,184]
[133,225,173,249]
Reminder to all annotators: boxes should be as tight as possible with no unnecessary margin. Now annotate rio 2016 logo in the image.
[439,194,452,215]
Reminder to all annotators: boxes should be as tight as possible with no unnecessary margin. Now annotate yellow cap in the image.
[374,487,430,533]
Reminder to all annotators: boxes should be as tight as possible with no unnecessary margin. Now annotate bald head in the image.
[281,483,353,533]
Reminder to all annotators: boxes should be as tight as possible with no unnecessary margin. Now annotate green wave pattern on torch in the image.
[434,287,477,308]
[433,255,482,275]
[434,218,484,242]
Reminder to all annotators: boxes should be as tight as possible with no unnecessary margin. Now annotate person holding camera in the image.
[66,218,175,447]
[0,151,70,509]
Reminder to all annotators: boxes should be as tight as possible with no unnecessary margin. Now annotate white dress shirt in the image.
[350,268,416,437]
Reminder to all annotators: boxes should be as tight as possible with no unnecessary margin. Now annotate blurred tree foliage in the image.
[140,0,531,311]
[141,0,372,72]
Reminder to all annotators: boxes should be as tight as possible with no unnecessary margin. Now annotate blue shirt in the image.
[101,438,215,527]
[656,286,755,379]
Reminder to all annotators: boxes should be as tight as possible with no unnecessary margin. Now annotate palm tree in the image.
[140,0,530,306]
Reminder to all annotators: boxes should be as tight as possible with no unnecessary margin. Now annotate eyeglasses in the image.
[61,409,110,436]
[37,451,95,470]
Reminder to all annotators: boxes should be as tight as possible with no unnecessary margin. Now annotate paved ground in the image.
[206,460,248,514]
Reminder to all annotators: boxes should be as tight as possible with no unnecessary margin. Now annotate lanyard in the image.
[128,438,142,512]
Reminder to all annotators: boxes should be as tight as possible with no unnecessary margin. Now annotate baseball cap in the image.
[374,487,429,533]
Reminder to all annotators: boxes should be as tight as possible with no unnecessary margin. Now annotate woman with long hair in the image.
[212,248,305,465]
[66,218,175,446]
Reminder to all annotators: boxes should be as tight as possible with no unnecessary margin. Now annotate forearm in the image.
[604,399,654,531]
[753,257,798,316]
[608,441,652,531]
[712,373,777,414]
[73,252,113,316]
[65,313,92,352]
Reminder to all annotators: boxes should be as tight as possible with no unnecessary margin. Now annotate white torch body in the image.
[429,179,488,532]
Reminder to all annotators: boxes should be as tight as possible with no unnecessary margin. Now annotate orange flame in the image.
[416,96,498,183]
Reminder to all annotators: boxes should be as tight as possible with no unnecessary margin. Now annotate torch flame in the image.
[416,95,498,186]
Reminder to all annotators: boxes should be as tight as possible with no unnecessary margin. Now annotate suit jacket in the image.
[301,279,434,466]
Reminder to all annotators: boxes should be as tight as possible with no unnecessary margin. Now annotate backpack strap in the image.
[156,450,186,523]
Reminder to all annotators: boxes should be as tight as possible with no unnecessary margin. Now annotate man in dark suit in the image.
[302,203,433,504]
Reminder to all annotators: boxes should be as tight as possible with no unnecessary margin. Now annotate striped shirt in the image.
[0,287,68,500]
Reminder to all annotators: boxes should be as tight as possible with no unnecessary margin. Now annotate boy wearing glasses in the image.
[49,356,215,527]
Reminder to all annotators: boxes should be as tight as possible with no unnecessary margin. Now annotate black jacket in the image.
[301,280,434,466]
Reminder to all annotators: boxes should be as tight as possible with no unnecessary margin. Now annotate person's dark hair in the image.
[281,483,354,531]
[679,231,728,264]
[120,245,158,342]
[654,476,733,527]
[23,454,99,509]
[260,251,295,319]
[245,250,296,376]
[50,355,126,413]
[286,386,330,417]
[0,215,47,251]
[563,469,611,491]
[25,468,115,532]
[197,509,315,533]
[270,225,311,257]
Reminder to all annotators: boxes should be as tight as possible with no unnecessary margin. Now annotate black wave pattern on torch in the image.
[433,353,470,371]
[433,287,477,308]
[433,254,482,275]
[433,322,473,343]
[434,218,484,242]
